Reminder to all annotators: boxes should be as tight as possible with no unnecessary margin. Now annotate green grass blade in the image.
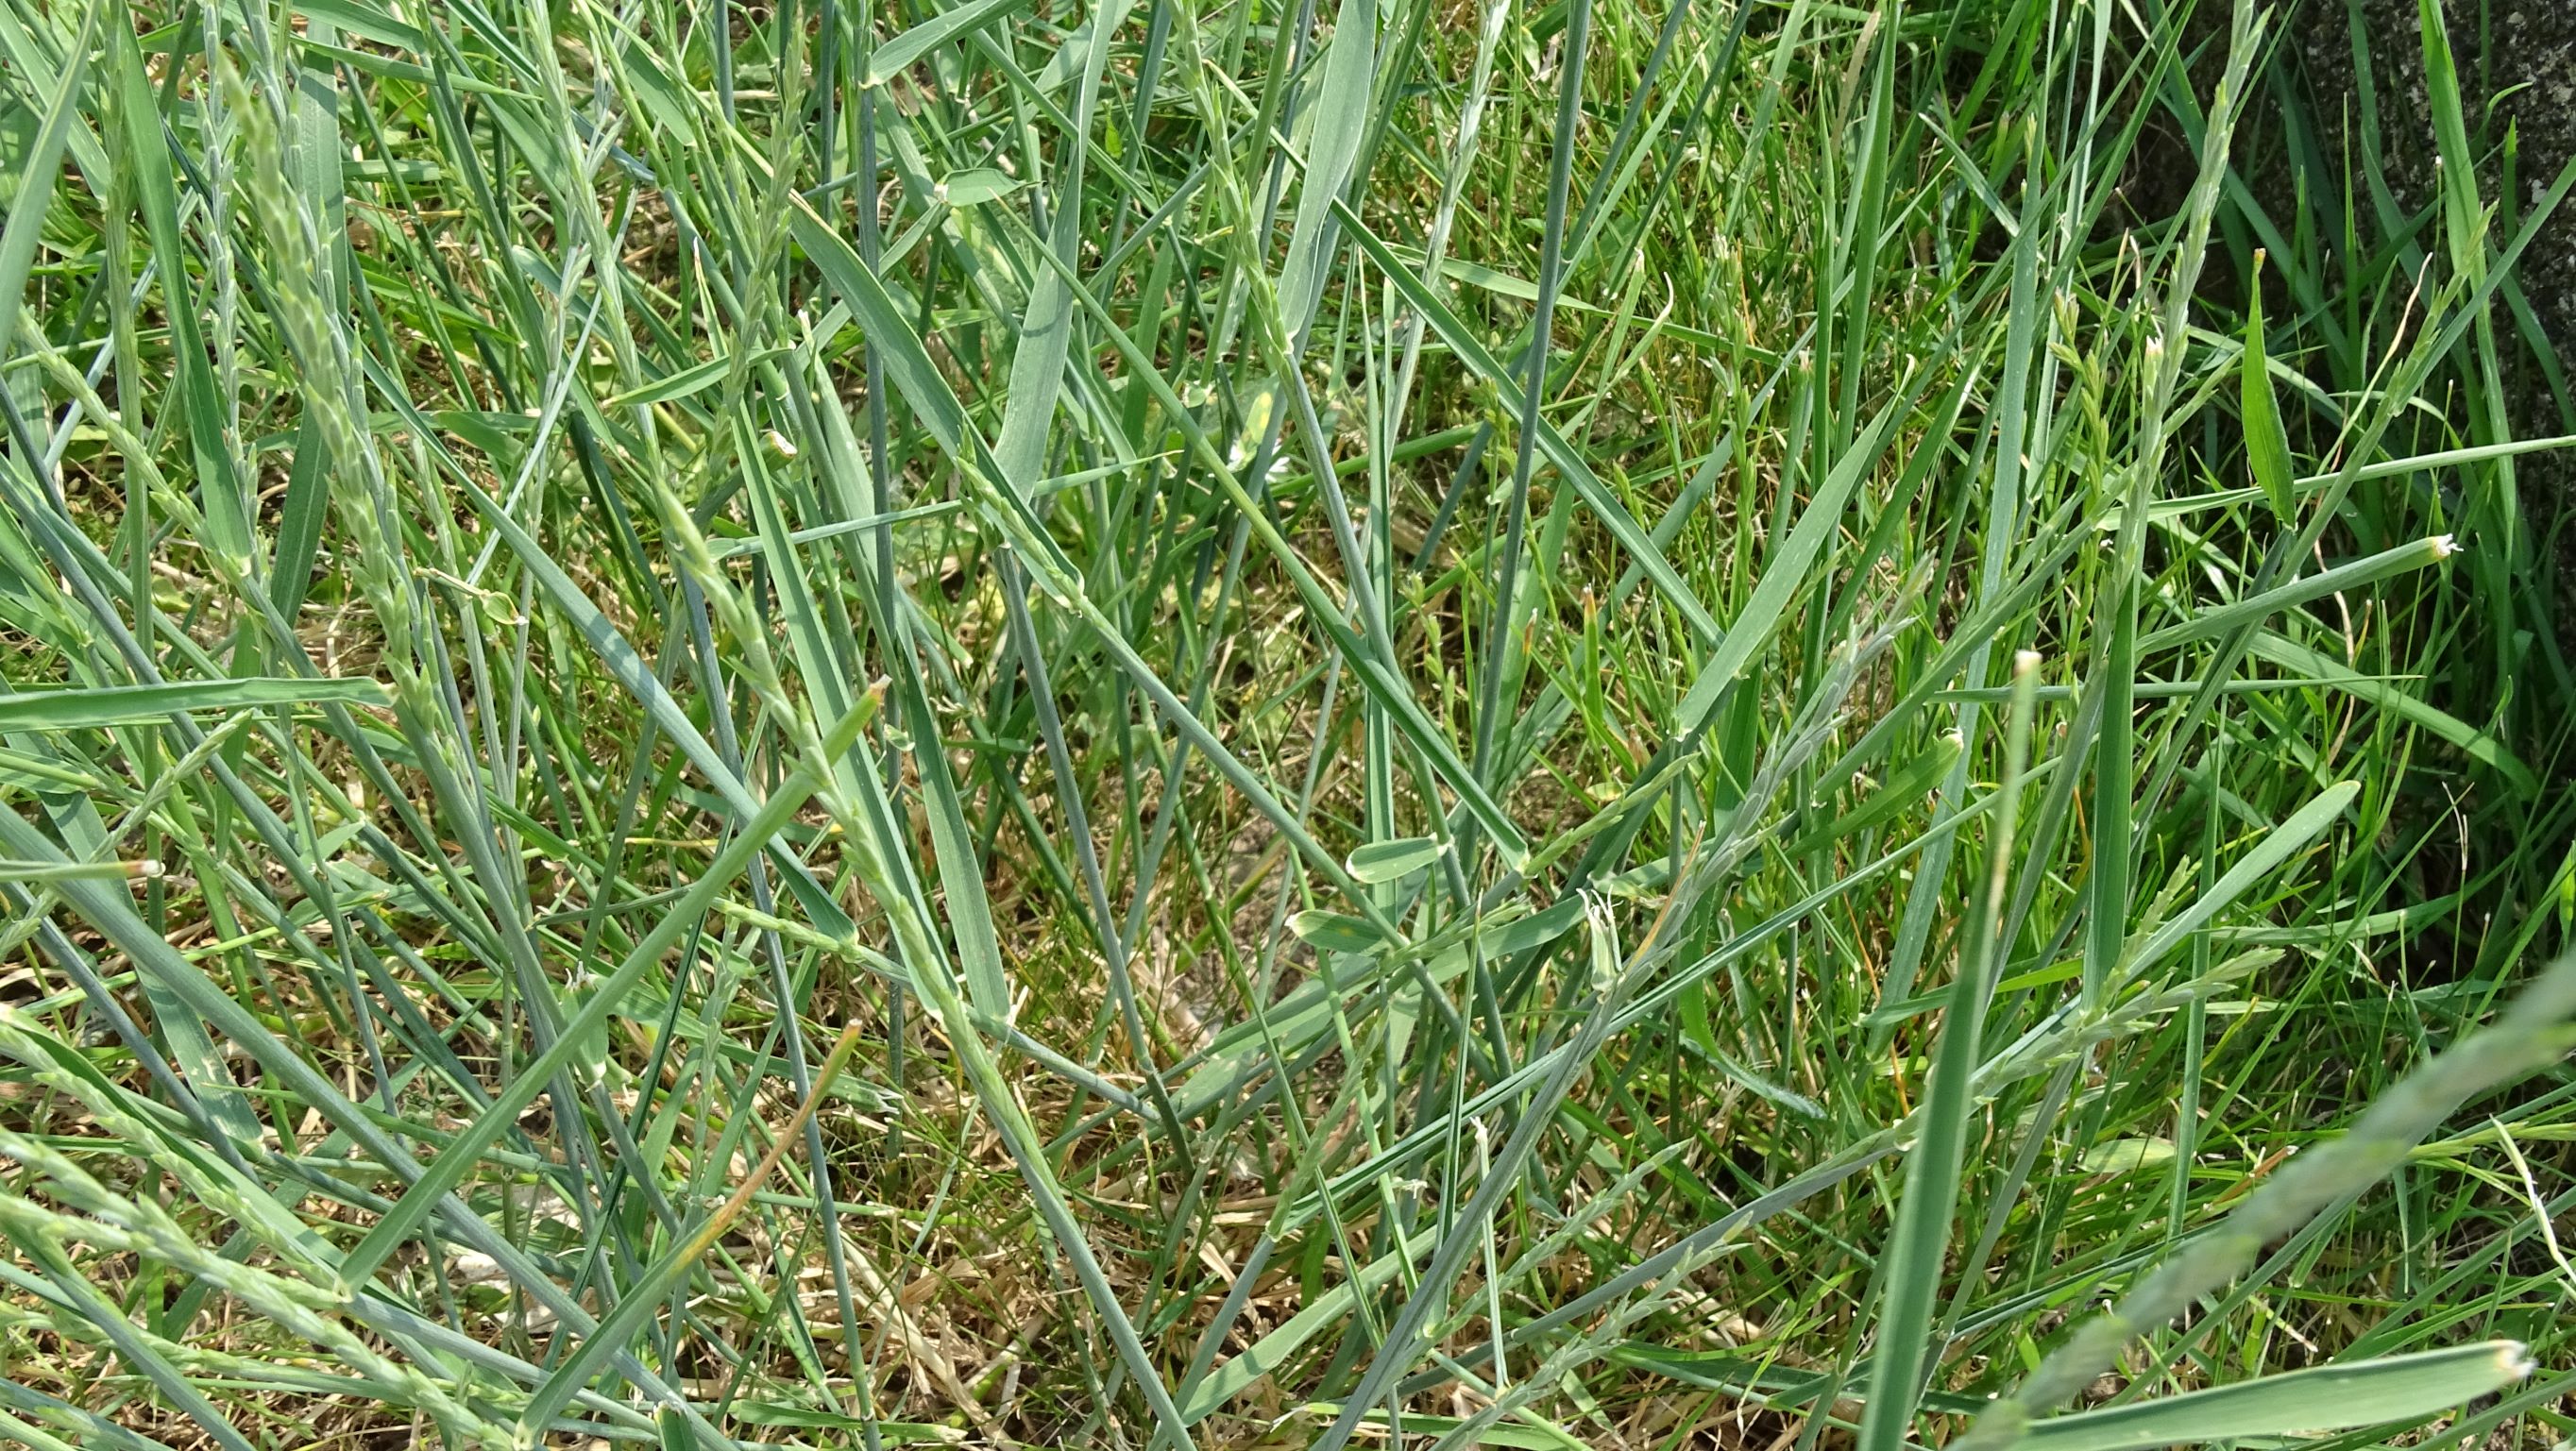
[2240,251,2299,523]
[2010,1341,2531,1451]
[0,1,91,360]
[863,0,1023,88]
[0,679,390,729]
[1855,650,2037,1451]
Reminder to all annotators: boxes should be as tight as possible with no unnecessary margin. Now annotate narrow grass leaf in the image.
[863,0,1023,88]
[2011,1341,2531,1451]
[0,679,390,729]
[1347,836,1442,884]
[2240,252,2299,523]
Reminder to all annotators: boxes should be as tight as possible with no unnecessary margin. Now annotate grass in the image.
[4,0,2576,1445]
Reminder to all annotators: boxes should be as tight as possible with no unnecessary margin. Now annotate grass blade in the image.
[2010,1341,2532,1451]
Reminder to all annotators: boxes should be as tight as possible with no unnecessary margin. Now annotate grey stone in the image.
[2296,0,2576,626]
[2302,0,2576,369]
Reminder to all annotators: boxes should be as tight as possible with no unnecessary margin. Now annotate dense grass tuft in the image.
[4,0,2576,1446]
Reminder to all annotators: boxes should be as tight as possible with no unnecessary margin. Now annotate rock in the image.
[2294,0,2576,643]
[2303,1,2576,361]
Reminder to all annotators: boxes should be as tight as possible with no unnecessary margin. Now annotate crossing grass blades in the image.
[5,0,2576,1445]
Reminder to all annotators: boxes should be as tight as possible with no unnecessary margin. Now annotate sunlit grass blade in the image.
[2009,1341,2532,1451]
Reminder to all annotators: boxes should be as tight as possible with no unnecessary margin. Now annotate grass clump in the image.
[5,0,2576,1446]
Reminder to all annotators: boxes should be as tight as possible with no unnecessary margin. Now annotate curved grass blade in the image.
[863,0,1022,88]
